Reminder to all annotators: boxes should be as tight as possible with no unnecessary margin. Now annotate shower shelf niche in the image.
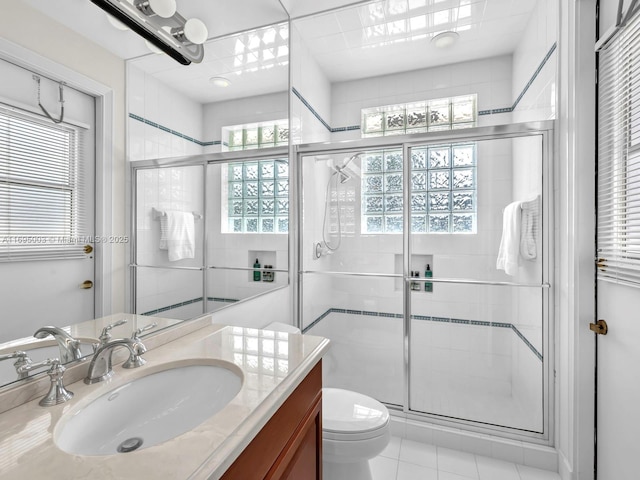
[248,250,276,282]
[394,254,434,293]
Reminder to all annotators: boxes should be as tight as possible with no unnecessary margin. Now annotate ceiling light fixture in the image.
[210,77,231,88]
[91,0,208,65]
[431,31,459,48]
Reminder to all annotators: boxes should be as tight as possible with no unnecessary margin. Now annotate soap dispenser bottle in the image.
[253,258,261,281]
[424,264,433,292]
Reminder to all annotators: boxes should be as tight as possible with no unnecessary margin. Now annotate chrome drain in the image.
[117,437,143,453]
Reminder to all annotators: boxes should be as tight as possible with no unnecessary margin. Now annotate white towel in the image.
[496,201,522,276]
[520,201,537,260]
[159,211,195,261]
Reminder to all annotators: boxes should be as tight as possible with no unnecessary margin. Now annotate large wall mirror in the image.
[128,18,290,320]
[0,0,289,390]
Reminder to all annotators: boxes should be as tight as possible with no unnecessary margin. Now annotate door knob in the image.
[84,245,93,254]
[589,319,608,335]
[80,280,94,289]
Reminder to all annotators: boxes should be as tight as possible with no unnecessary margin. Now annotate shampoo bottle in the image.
[253,258,261,281]
[425,264,433,292]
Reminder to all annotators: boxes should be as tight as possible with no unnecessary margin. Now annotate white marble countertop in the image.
[0,323,329,480]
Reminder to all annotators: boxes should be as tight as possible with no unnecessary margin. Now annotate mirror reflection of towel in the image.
[496,201,522,276]
[159,211,195,261]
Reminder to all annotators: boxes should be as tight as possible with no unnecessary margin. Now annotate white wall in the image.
[0,1,127,316]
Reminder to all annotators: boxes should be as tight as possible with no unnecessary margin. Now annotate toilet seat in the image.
[322,388,390,441]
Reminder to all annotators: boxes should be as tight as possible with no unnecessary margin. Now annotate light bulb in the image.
[183,18,208,45]
[148,0,176,18]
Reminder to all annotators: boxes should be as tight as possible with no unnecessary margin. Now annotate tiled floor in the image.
[370,437,561,480]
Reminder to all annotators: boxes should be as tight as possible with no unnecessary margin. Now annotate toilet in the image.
[322,387,390,480]
[263,323,391,480]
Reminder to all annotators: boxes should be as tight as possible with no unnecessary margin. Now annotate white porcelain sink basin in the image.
[54,361,243,456]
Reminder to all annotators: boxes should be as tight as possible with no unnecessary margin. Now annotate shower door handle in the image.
[80,280,94,289]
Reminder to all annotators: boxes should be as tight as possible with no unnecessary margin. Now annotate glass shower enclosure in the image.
[296,121,553,442]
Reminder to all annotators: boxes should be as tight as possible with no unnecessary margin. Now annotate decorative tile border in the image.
[478,42,557,116]
[129,113,220,147]
[141,296,238,316]
[303,307,543,361]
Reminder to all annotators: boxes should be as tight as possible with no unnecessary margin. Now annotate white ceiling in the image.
[22,0,538,104]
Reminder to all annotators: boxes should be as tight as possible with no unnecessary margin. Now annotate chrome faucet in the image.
[17,358,74,406]
[34,326,84,364]
[0,351,33,379]
[84,338,147,384]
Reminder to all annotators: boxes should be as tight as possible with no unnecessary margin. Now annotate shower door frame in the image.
[294,120,554,445]
[130,146,290,318]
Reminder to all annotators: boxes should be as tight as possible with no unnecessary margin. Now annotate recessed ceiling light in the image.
[210,76,231,88]
[431,31,459,48]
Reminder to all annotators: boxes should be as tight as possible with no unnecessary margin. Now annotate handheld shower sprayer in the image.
[320,151,365,253]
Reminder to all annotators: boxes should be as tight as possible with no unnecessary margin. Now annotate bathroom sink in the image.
[54,361,243,456]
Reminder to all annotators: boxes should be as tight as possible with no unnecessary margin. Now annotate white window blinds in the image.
[0,105,88,261]
[598,12,640,287]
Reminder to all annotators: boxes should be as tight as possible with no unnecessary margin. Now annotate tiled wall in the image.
[290,23,332,145]
[511,0,557,122]
[202,92,288,154]
[127,64,204,161]
[329,55,514,141]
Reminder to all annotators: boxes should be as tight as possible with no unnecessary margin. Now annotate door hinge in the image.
[589,319,608,335]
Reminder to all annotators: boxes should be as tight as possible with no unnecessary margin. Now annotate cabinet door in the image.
[269,397,322,480]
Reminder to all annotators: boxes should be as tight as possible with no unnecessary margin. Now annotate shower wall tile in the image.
[328,54,514,141]
[202,91,288,153]
[512,0,558,122]
[291,24,332,145]
[127,64,205,162]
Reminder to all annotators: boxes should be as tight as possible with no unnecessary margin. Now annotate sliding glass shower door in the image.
[407,135,548,434]
[297,123,552,441]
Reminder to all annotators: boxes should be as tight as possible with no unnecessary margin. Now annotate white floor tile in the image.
[396,461,438,480]
[437,447,479,478]
[370,455,399,480]
[476,455,520,480]
[380,436,402,459]
[399,438,438,469]
[516,464,562,480]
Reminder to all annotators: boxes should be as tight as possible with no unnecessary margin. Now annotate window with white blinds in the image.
[598,12,640,287]
[0,105,87,261]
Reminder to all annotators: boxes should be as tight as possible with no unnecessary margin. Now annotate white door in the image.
[595,4,640,477]
[0,58,96,343]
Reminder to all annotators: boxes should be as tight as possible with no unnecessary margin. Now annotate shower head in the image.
[332,152,363,184]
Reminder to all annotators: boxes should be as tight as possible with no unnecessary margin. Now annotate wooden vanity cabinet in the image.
[221,361,323,480]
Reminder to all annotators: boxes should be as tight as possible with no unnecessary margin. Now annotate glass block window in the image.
[224,158,288,233]
[361,95,476,138]
[222,119,288,151]
[361,144,476,234]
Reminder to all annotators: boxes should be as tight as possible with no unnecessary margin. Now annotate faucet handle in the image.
[99,318,128,345]
[123,324,155,369]
[17,358,74,406]
[0,351,33,379]
[132,322,157,340]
